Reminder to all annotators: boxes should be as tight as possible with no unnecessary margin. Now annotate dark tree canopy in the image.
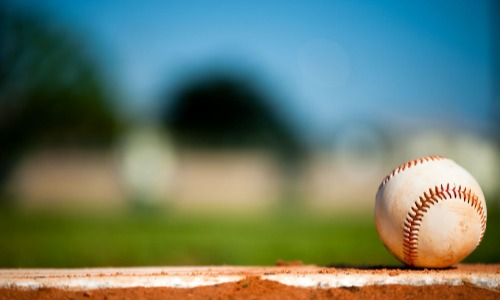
[161,72,303,158]
[0,7,121,186]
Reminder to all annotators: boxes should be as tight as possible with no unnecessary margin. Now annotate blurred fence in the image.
[5,126,499,213]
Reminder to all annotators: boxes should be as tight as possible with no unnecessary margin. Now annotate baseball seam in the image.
[379,155,445,189]
[402,184,487,266]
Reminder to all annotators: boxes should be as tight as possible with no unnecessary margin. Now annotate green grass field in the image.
[0,204,498,268]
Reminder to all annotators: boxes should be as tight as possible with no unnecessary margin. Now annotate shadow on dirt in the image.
[325,263,456,271]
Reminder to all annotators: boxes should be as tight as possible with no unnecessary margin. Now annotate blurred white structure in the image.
[118,126,176,205]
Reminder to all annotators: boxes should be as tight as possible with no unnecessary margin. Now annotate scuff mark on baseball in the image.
[375,156,487,268]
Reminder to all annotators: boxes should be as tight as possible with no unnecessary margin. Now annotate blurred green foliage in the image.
[162,73,304,162]
[0,6,121,186]
[0,205,497,268]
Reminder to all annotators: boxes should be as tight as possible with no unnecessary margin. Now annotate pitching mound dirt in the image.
[1,264,499,299]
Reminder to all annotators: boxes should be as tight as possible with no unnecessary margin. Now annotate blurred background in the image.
[0,0,498,267]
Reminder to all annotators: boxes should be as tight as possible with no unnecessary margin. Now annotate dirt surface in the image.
[1,278,499,300]
[1,264,499,300]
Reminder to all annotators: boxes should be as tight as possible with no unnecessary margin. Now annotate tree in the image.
[0,6,121,189]
[161,71,303,161]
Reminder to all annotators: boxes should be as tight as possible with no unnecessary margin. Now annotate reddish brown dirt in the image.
[1,277,499,300]
[1,264,499,300]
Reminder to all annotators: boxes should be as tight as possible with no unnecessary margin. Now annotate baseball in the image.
[375,156,487,268]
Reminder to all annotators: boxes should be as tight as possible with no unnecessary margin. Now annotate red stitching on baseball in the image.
[379,155,446,189]
[402,184,487,267]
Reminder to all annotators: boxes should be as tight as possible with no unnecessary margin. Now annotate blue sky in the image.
[8,0,494,141]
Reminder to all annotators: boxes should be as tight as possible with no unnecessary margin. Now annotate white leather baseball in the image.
[375,156,487,268]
